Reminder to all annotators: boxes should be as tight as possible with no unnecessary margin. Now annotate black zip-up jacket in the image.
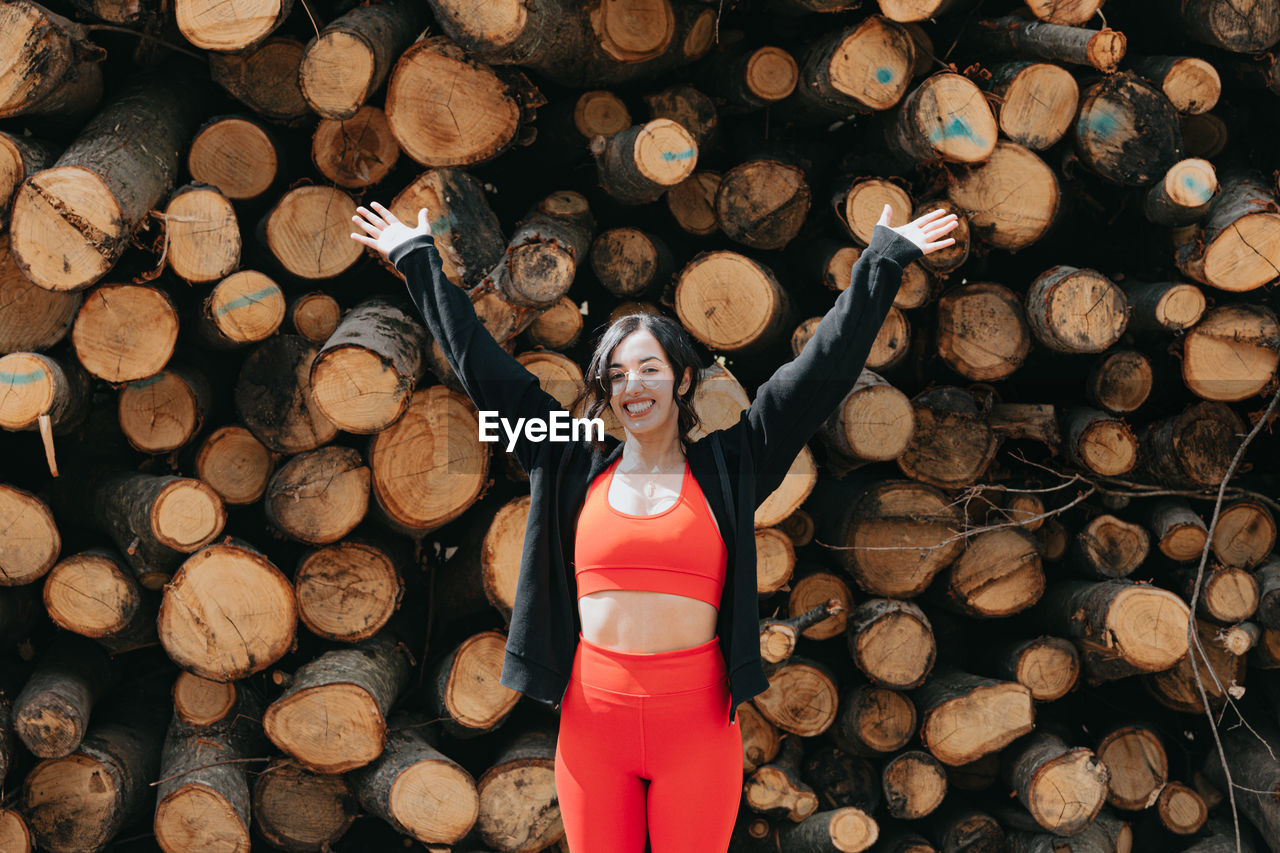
[390,224,923,723]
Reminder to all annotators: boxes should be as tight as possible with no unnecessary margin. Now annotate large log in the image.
[0,483,60,588]
[1181,303,1279,402]
[252,758,358,852]
[913,669,1035,767]
[846,598,936,690]
[887,72,998,164]
[264,446,371,546]
[947,141,1059,251]
[175,0,292,52]
[42,548,156,653]
[70,283,179,382]
[1002,732,1109,835]
[787,16,916,120]
[186,114,280,201]
[981,61,1079,150]
[0,1,103,121]
[208,36,310,125]
[12,634,111,759]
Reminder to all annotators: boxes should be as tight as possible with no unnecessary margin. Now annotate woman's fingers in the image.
[909,208,949,228]
[356,205,387,228]
[351,215,381,237]
[370,201,400,225]
[349,231,378,249]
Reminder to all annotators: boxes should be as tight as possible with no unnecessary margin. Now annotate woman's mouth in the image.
[623,399,655,416]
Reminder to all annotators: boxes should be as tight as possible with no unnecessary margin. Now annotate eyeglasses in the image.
[599,362,673,392]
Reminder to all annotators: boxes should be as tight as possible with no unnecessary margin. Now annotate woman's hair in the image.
[572,312,704,451]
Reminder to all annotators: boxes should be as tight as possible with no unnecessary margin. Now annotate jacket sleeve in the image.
[391,234,563,473]
[735,224,923,499]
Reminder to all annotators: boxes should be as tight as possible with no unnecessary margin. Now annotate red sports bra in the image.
[573,456,728,608]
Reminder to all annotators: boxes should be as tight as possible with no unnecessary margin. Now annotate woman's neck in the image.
[619,428,685,472]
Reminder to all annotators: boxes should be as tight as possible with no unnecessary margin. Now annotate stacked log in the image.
[2,1,1280,851]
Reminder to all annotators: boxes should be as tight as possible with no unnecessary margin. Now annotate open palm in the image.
[880,205,959,256]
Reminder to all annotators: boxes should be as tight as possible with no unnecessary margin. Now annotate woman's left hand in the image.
[879,205,959,256]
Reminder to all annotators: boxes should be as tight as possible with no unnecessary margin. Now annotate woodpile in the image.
[3,0,1280,851]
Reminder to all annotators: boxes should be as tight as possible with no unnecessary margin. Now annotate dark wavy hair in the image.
[572,312,704,451]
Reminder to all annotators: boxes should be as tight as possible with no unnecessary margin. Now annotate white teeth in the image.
[624,400,654,415]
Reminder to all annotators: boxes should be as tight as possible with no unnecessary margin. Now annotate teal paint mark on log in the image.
[1182,174,1214,204]
[0,370,44,386]
[662,149,695,162]
[876,67,893,84]
[129,374,164,388]
[213,285,280,317]
[1079,107,1118,139]
[927,117,983,147]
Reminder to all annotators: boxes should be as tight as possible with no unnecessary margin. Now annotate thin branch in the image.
[148,756,273,787]
[85,24,204,60]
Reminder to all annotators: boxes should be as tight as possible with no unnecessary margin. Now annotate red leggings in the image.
[554,633,743,852]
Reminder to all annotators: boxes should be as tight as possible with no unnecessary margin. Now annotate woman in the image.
[352,201,956,851]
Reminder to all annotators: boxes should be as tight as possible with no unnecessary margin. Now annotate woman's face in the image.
[605,328,692,442]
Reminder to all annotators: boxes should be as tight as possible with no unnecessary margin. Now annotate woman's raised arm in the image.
[732,206,958,498]
[352,202,564,473]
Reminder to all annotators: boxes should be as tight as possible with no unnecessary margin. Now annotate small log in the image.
[158,537,296,681]
[526,296,583,350]
[299,0,427,119]
[914,669,1035,766]
[779,509,815,547]
[351,713,479,844]
[163,183,240,284]
[386,36,541,167]
[70,283,179,382]
[0,483,59,588]
[117,366,212,455]
[1119,281,1205,332]
[1146,619,1242,713]
[887,72,998,164]
[993,636,1080,702]
[715,157,812,250]
[1039,580,1190,683]
[818,370,915,469]
[12,634,111,759]
[1222,620,1262,655]
[296,537,406,644]
[975,16,1125,72]
[195,425,275,506]
[210,37,309,124]
[265,446,371,546]
[1173,562,1260,625]
[197,270,286,350]
[427,630,520,739]
[1156,780,1208,835]
[833,478,964,598]
[1138,400,1246,489]
[883,750,947,819]
[264,633,412,773]
[289,292,342,343]
[699,43,799,110]
[746,735,820,821]
[252,758,359,852]
[172,672,236,727]
[263,185,363,279]
[1068,513,1149,579]
[846,599,936,690]
[755,655,840,737]
[1132,55,1221,114]
[1143,498,1209,562]
[942,527,1045,619]
[1004,732,1109,834]
[1179,0,1280,53]
[1085,350,1154,414]
[756,527,798,598]
[42,548,156,653]
[21,700,165,853]
[591,118,698,205]
[935,282,1031,382]
[666,170,721,235]
[740,701,783,774]
[947,141,1060,251]
[981,61,1079,151]
[788,16,915,120]
[80,469,226,588]
[803,742,880,813]
[1145,158,1219,226]
[311,106,400,189]
[1173,171,1280,293]
[175,0,291,52]
[1062,408,1139,477]
[897,386,1001,489]
[388,167,506,288]
[1181,303,1280,402]
[1256,557,1280,628]
[782,569,852,640]
[1027,266,1130,354]
[187,114,280,201]
[367,386,490,535]
[487,191,595,308]
[760,599,844,664]
[776,807,879,852]
[0,1,103,121]
[674,250,791,352]
[153,689,266,853]
[1096,723,1168,810]
[235,335,338,455]
[589,227,675,298]
[834,177,912,247]
[310,297,428,434]
[0,237,81,354]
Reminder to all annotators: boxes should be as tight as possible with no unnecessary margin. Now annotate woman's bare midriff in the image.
[578,591,718,652]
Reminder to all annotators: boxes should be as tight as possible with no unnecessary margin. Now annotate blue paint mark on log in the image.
[662,149,695,162]
[129,374,164,388]
[928,117,982,147]
[876,67,893,84]
[0,370,44,385]
[213,285,280,317]
[1182,175,1213,204]
[1079,108,1118,139]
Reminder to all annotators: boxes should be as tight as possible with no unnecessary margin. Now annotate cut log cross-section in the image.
[887,72,998,164]
[591,118,698,205]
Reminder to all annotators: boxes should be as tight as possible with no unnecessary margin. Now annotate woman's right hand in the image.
[350,201,432,259]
